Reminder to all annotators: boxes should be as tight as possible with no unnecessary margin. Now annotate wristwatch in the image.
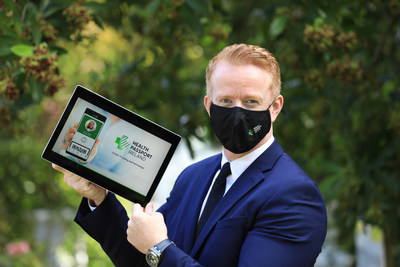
[145,239,174,267]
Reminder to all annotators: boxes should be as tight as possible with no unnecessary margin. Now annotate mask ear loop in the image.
[269,96,287,115]
[267,98,276,110]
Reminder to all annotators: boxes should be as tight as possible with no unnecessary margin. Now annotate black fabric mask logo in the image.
[209,103,272,154]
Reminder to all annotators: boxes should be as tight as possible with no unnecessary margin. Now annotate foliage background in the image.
[1,0,399,266]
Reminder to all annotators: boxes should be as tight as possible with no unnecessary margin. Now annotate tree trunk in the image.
[383,229,394,267]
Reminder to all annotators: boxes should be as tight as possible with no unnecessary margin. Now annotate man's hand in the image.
[127,203,168,254]
[52,164,107,206]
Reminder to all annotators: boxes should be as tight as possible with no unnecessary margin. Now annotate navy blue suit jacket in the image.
[75,140,327,266]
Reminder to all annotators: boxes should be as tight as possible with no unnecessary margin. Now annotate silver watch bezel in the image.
[145,239,174,267]
[145,247,162,267]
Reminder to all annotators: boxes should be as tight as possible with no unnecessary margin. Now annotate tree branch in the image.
[366,15,398,72]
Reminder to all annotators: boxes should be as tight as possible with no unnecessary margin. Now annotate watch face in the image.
[146,250,159,267]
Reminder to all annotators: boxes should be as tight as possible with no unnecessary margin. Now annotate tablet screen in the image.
[42,85,181,205]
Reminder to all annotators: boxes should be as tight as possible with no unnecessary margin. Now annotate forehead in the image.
[209,62,273,98]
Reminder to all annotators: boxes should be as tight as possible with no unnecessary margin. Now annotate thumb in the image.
[144,203,154,214]
[132,203,144,214]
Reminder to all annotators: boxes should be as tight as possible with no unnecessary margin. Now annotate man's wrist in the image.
[145,239,174,267]
[88,190,108,208]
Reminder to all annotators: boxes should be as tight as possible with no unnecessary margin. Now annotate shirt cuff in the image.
[88,199,97,211]
[87,190,109,211]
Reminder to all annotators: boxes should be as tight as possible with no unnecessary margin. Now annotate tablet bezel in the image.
[42,85,181,206]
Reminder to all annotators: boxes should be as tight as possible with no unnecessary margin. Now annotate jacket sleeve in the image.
[74,193,147,267]
[237,180,327,267]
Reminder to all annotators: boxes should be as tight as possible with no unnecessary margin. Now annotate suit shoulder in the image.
[261,151,324,199]
[273,152,313,181]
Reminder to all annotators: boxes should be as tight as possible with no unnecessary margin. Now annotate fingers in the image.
[52,163,63,172]
[68,125,77,134]
[132,203,144,214]
[52,163,79,184]
[66,176,93,193]
[52,163,68,174]
[58,167,87,191]
[65,132,75,142]
[86,138,101,162]
[127,203,168,254]
[63,123,79,149]
[63,173,83,188]
[65,128,76,142]
[52,161,106,205]
[132,203,154,216]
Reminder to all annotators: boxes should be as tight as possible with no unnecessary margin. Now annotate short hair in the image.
[206,44,281,97]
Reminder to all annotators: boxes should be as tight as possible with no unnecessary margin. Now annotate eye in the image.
[220,98,232,105]
[243,99,262,110]
[245,99,259,106]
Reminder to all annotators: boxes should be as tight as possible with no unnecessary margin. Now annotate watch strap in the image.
[154,239,174,254]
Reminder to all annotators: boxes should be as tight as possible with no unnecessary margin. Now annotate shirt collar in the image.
[221,135,275,180]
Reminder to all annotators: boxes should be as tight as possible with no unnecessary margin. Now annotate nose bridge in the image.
[233,98,245,108]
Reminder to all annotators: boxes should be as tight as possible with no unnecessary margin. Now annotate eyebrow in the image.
[216,93,263,100]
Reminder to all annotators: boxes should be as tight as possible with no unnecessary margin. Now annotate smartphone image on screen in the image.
[66,108,107,161]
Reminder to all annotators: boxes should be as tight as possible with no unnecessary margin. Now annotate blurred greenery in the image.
[1,0,399,266]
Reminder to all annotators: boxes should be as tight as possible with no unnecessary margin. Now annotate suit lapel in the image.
[190,140,284,257]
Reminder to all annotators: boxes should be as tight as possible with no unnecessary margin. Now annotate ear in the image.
[270,95,284,123]
[204,95,212,116]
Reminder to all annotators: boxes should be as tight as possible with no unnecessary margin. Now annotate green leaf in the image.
[38,51,56,60]
[0,35,30,58]
[49,45,68,55]
[317,8,327,18]
[0,24,17,36]
[21,2,37,23]
[269,15,288,39]
[21,2,41,45]
[43,5,65,18]
[39,0,50,13]
[382,80,396,100]
[10,44,35,57]
[92,15,104,30]
[0,11,8,23]
[28,76,44,103]
[3,0,17,11]
[85,2,109,12]
[186,0,209,14]
[314,17,325,27]
[146,0,161,15]
[31,19,42,45]
[179,5,203,34]
[0,46,12,57]
[4,0,22,34]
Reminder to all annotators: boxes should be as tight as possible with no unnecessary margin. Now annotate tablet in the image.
[42,85,181,205]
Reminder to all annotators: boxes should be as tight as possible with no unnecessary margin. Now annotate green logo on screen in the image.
[115,135,130,150]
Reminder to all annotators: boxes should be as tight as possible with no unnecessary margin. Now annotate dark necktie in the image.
[196,162,231,239]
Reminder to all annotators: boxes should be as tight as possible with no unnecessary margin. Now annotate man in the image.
[54,44,327,266]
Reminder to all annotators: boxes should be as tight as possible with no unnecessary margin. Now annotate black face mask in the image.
[209,102,273,154]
